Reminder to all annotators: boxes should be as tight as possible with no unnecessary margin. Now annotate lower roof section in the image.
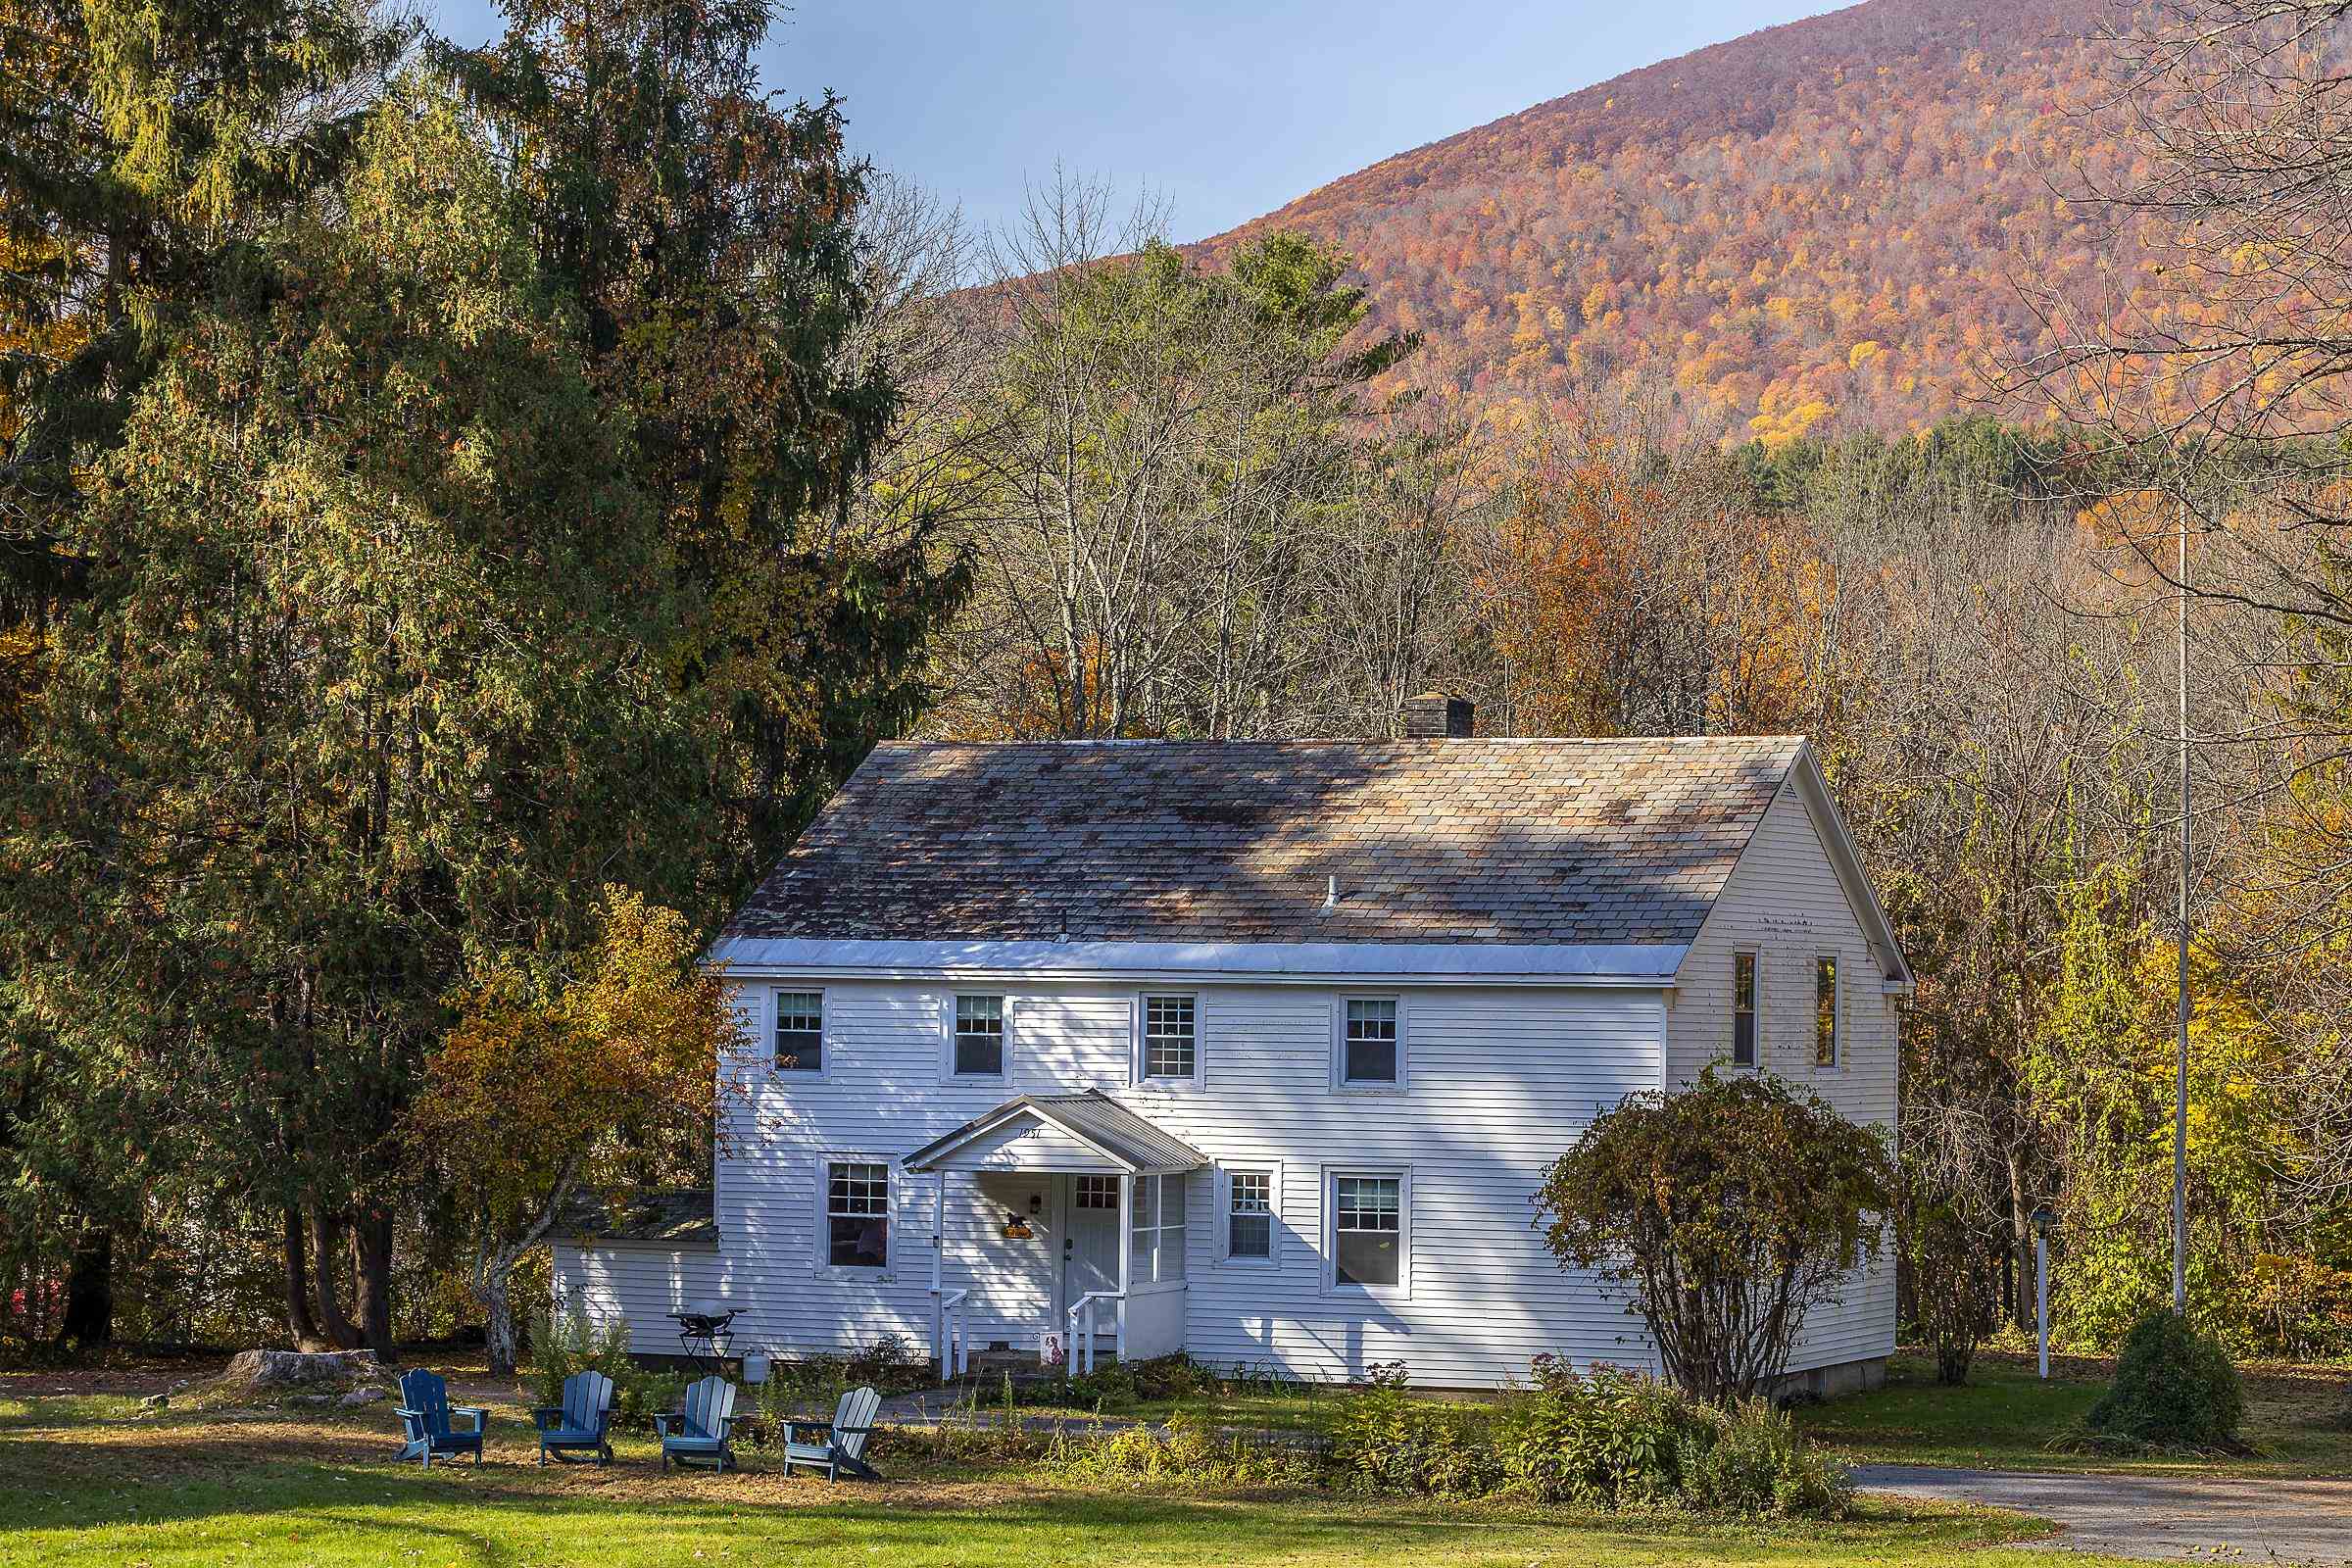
[704,937,1686,987]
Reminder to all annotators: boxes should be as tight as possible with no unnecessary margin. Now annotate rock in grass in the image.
[338,1386,386,1407]
[220,1349,383,1392]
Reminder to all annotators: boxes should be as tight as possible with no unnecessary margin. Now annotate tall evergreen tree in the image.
[3,79,717,1348]
[440,0,966,903]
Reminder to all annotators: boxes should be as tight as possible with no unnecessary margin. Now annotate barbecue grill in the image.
[672,1300,740,1379]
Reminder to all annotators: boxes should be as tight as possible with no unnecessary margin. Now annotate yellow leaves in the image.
[412,887,748,1225]
[1847,340,1882,370]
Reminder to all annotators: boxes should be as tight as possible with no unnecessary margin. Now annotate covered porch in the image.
[902,1091,1206,1378]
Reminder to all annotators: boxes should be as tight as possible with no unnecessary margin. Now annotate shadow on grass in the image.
[0,1429,2043,1568]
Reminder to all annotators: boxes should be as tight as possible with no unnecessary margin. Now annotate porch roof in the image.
[901,1090,1208,1176]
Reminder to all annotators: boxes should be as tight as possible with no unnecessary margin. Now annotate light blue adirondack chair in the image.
[530,1370,614,1465]
[394,1368,486,1468]
[781,1385,882,1481]
[655,1376,739,1474]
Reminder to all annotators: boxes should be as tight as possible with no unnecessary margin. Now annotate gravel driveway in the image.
[1853,1465,2352,1564]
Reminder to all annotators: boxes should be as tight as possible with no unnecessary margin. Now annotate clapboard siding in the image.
[1672,777,1900,1372]
[676,979,1668,1387]
[550,1243,722,1354]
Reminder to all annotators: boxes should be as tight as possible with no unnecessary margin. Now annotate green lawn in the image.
[0,1396,2097,1568]
[1794,1349,2352,1477]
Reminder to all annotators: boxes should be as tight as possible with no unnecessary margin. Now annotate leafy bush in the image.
[1902,1195,2001,1385]
[758,1332,937,1426]
[1678,1397,1853,1518]
[1043,1409,1321,1490]
[2086,1307,2245,1449]
[1493,1357,1849,1517]
[1534,1070,1894,1401]
[1328,1379,1502,1496]
[523,1308,682,1425]
[1497,1359,1706,1507]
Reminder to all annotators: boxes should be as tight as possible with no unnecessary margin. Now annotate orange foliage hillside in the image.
[1202,0,2144,437]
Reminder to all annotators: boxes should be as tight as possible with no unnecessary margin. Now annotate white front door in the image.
[1056,1173,1121,1348]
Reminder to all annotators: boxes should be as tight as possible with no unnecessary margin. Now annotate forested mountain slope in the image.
[1205,0,2137,439]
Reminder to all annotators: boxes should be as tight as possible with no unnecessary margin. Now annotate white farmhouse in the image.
[554,695,1910,1393]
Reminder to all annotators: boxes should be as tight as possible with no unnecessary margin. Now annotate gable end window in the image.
[774,990,823,1073]
[1341,998,1400,1085]
[1732,953,1758,1068]
[825,1161,888,1268]
[953,994,1005,1077]
[1814,956,1838,1067]
[1141,995,1198,1082]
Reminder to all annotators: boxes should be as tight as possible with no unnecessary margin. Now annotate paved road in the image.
[1853,1465,2352,1564]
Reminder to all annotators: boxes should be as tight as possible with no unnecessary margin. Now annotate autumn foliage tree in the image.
[1535,1070,1895,1402]
[410,889,747,1374]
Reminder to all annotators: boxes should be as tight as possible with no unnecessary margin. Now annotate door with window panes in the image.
[1055,1174,1121,1345]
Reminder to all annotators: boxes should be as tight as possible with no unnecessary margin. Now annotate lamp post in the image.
[2031,1205,2055,1380]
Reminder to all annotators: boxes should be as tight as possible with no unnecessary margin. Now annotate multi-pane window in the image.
[1074,1174,1118,1210]
[775,991,823,1072]
[826,1161,888,1268]
[954,994,1004,1076]
[1733,954,1759,1068]
[1129,1172,1188,1282]
[1227,1171,1273,1260]
[1333,1175,1401,1288]
[1814,956,1838,1067]
[1343,999,1399,1084]
[1142,996,1197,1080]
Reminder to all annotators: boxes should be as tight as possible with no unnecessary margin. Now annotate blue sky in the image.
[424,2,1840,244]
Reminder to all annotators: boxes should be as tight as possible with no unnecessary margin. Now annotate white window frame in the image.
[1322,1165,1410,1298]
[1731,951,1761,1070]
[770,985,830,1080]
[941,992,1010,1083]
[1331,995,1407,1092]
[1132,992,1204,1089]
[812,1153,896,1279]
[1127,1170,1191,1292]
[1813,953,1841,1069]
[1214,1160,1283,1268]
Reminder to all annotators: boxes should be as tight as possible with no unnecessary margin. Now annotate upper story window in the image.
[1130,1171,1188,1283]
[1339,998,1402,1087]
[1140,995,1198,1082]
[1733,953,1759,1068]
[1814,956,1838,1067]
[953,994,1004,1077]
[826,1161,888,1268]
[774,990,823,1073]
[1330,1172,1404,1291]
[1226,1170,1273,1260]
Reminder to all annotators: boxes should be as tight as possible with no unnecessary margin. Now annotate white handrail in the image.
[933,1287,970,1379]
[1066,1290,1124,1375]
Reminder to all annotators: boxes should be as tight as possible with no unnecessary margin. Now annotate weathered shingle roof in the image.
[724,737,1804,947]
[555,1188,716,1247]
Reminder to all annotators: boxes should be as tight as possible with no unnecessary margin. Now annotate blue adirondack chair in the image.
[530,1370,614,1466]
[394,1368,486,1468]
[655,1376,739,1474]
[781,1385,883,1481]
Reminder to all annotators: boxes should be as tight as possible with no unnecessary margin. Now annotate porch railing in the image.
[1067,1290,1124,1374]
[933,1287,969,1379]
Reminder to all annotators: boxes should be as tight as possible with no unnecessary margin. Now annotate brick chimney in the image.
[1399,692,1474,739]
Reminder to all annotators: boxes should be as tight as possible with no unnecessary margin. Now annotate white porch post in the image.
[1116,1173,1134,1366]
[931,1169,947,1379]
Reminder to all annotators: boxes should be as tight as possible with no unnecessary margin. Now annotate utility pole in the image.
[2173,490,2190,1315]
